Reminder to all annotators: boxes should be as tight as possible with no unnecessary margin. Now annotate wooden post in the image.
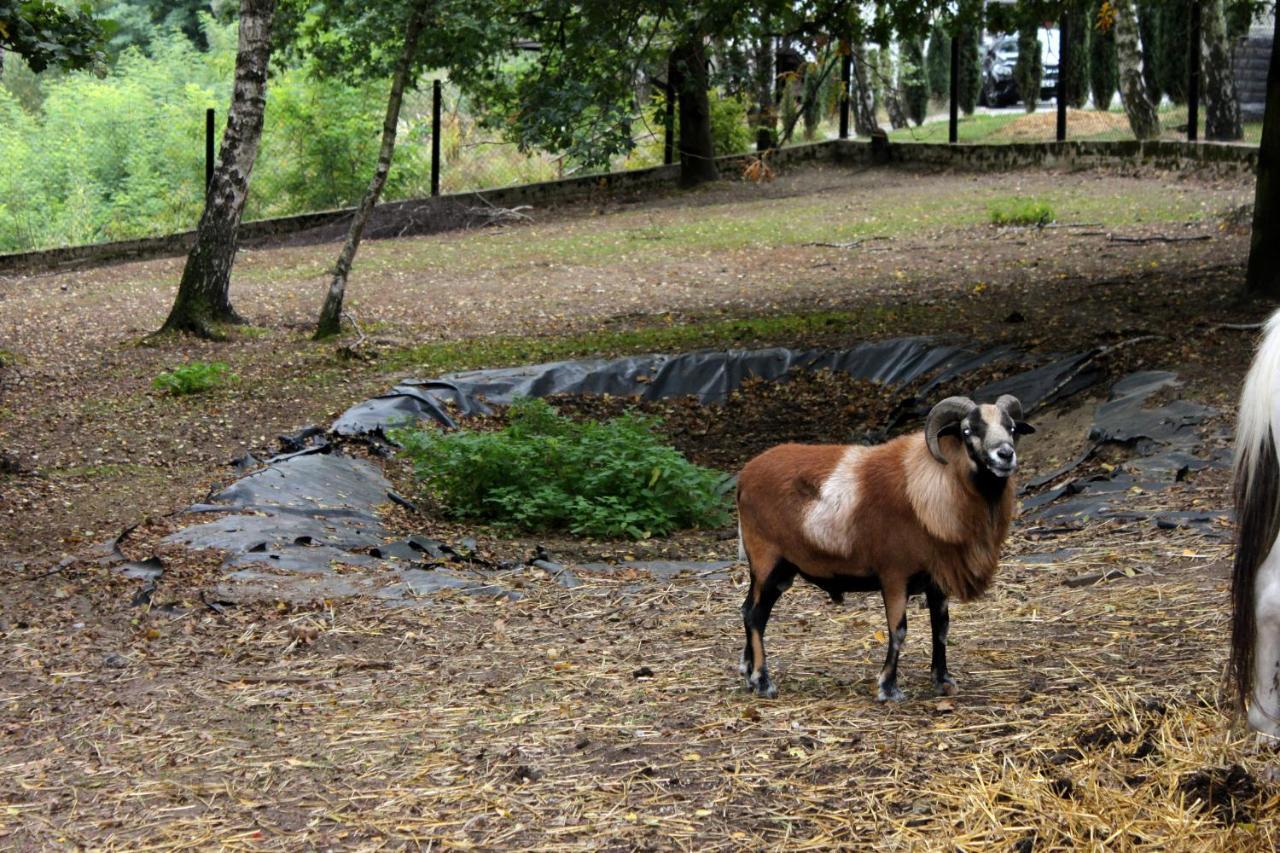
[839,50,851,139]
[1057,12,1070,142]
[1188,0,1201,141]
[431,79,441,196]
[949,32,959,144]
[205,108,215,194]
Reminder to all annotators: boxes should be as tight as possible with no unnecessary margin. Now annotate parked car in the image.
[980,28,1059,107]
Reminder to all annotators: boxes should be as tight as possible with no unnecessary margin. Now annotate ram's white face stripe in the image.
[972,404,1017,473]
[802,446,865,556]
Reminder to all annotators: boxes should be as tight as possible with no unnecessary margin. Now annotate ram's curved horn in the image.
[925,396,977,464]
[995,394,1023,423]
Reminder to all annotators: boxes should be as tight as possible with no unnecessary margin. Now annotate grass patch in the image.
[989,197,1055,227]
[888,112,1024,144]
[385,308,928,376]
[889,105,1263,146]
[152,361,236,396]
[233,325,273,339]
[392,398,732,539]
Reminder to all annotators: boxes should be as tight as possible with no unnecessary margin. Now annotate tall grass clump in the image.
[392,398,732,539]
[989,196,1055,227]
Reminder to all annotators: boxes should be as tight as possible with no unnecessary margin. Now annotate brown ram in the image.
[735,395,1033,700]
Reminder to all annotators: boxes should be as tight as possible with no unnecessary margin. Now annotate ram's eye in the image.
[962,428,972,437]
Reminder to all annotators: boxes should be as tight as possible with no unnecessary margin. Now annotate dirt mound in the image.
[545,371,900,470]
[989,109,1131,142]
[1179,765,1261,825]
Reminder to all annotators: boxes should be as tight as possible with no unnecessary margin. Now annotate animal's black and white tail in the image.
[1230,309,1280,726]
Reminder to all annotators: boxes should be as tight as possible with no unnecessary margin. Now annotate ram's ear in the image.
[1014,421,1036,436]
[937,422,963,437]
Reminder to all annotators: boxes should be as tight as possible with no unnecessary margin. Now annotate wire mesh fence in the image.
[0,75,649,255]
[2,38,1264,257]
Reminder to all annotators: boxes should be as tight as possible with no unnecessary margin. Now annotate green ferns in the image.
[153,360,235,395]
[393,398,732,539]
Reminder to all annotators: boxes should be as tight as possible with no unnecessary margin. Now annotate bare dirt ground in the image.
[2,163,1279,848]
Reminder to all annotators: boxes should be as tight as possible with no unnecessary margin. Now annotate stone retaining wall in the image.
[0,138,1257,276]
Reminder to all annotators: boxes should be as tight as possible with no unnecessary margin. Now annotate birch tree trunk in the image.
[850,41,879,137]
[1244,12,1280,296]
[1202,0,1243,140]
[1111,0,1161,139]
[160,0,275,337]
[672,37,718,187]
[315,12,424,339]
[878,48,908,130]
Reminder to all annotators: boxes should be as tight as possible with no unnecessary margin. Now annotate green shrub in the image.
[1014,29,1043,113]
[925,23,950,102]
[1064,7,1092,109]
[901,38,929,126]
[957,23,983,116]
[705,89,753,156]
[989,197,1055,227]
[153,361,236,395]
[391,398,732,539]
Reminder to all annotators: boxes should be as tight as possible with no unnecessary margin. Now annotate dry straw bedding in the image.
[2,513,1278,849]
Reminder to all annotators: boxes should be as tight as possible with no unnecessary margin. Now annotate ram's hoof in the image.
[876,684,905,703]
[934,675,959,697]
[748,668,777,699]
[738,652,749,676]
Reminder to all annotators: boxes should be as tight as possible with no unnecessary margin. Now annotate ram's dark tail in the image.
[1230,310,1280,712]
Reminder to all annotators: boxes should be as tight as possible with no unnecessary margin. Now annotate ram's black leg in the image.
[926,582,957,696]
[741,559,796,698]
[877,577,908,703]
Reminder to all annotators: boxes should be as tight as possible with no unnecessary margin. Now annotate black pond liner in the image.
[142,341,1225,604]
[330,339,1102,437]
[1019,371,1229,536]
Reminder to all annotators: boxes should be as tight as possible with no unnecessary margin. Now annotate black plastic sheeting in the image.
[332,339,1103,437]
[136,341,1227,606]
[162,447,515,602]
[1020,371,1230,535]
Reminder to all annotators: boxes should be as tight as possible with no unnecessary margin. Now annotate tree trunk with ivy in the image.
[1111,0,1160,139]
[160,0,275,337]
[671,37,718,187]
[1202,0,1243,141]
[1244,12,1280,297]
[1090,0,1119,110]
[315,12,424,339]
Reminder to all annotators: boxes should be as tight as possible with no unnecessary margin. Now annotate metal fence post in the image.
[431,79,442,196]
[949,32,959,144]
[205,108,215,194]
[1057,12,1070,143]
[1188,0,1201,141]
[839,48,851,139]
